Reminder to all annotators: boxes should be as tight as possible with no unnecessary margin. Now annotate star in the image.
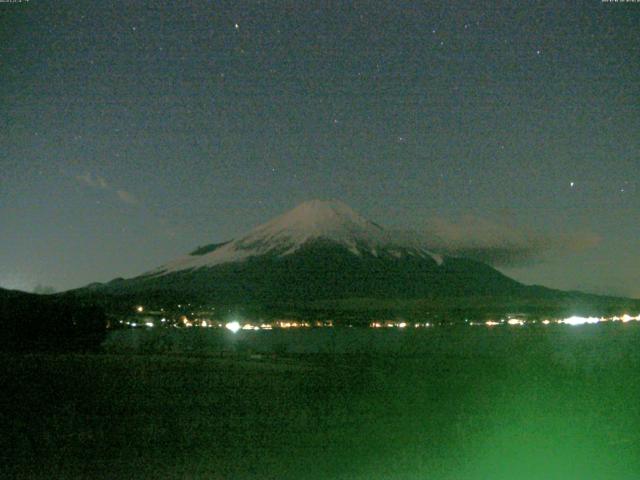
[234,23,239,30]
[570,181,575,188]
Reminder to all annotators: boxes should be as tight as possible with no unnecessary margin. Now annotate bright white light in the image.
[225,321,241,333]
[561,316,601,326]
[542,320,550,325]
[136,306,144,313]
[145,322,154,328]
[507,319,524,326]
[398,322,407,328]
[485,321,500,327]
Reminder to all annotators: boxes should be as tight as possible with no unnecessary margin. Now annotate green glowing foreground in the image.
[2,325,640,479]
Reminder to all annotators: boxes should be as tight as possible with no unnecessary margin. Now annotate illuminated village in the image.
[122,305,640,331]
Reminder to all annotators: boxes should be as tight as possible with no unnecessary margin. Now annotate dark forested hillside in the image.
[0,288,107,351]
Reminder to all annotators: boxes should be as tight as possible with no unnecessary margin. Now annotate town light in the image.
[225,321,241,333]
[561,316,601,326]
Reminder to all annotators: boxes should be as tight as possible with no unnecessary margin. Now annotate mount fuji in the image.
[81,200,524,300]
[74,200,638,319]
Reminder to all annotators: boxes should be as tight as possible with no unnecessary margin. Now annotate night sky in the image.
[1,1,638,297]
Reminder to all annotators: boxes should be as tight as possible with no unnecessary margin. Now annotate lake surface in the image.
[104,322,640,361]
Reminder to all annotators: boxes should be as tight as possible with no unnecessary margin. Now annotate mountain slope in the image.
[104,239,521,302]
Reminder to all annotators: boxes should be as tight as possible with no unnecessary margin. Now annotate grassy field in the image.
[2,325,640,479]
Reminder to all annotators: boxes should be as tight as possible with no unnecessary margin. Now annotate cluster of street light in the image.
[481,314,640,327]
[124,306,640,331]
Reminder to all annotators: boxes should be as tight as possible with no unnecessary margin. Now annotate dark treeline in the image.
[0,289,107,352]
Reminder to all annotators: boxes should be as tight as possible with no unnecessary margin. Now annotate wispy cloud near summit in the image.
[421,216,601,267]
[75,172,108,189]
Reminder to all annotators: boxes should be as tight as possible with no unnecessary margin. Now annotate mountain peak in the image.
[271,199,376,232]
[287,199,360,215]
[149,200,441,275]
[249,199,382,243]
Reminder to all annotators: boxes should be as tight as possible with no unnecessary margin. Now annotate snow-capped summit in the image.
[238,199,387,255]
[150,199,441,275]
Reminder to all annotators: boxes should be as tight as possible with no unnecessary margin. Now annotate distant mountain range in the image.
[70,200,639,320]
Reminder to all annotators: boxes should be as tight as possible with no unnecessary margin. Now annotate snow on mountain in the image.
[149,200,442,275]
